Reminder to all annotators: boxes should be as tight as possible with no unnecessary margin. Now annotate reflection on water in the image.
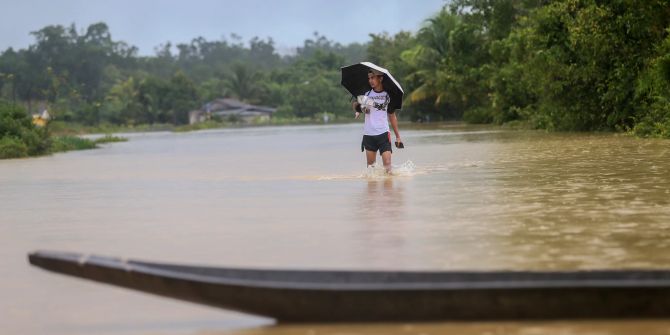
[359,178,405,221]
[352,178,408,261]
[1,123,670,334]
[203,321,670,335]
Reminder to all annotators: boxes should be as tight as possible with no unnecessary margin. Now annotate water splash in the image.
[391,160,417,176]
[421,160,483,174]
[310,159,480,181]
[362,160,416,179]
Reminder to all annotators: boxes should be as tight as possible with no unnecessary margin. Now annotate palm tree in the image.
[404,10,461,107]
[225,63,257,102]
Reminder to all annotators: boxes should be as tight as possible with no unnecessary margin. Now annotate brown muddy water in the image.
[1,123,669,334]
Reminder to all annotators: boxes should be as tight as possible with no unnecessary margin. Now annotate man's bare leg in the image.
[381,151,392,173]
[366,150,377,167]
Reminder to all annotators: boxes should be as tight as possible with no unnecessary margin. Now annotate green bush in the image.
[51,136,97,153]
[274,104,296,118]
[94,134,128,143]
[462,107,493,124]
[631,113,670,138]
[0,102,50,159]
[0,137,29,159]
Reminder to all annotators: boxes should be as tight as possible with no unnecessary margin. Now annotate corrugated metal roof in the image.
[202,98,276,114]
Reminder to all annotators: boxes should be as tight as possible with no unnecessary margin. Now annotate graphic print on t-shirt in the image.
[363,90,391,136]
[371,93,389,111]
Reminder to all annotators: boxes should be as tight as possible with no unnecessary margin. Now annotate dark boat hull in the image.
[28,251,670,322]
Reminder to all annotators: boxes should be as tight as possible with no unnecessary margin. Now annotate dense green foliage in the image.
[0,101,131,159]
[0,26,360,127]
[371,0,670,136]
[94,134,128,144]
[50,134,127,153]
[50,135,97,153]
[2,2,670,138]
[0,101,50,158]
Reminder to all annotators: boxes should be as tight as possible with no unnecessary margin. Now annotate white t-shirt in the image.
[363,89,391,136]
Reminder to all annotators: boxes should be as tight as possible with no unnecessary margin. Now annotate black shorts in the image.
[361,132,392,155]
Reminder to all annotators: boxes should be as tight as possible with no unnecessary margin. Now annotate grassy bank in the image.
[93,134,128,144]
[0,101,131,159]
[1,133,128,159]
[50,134,128,154]
[53,116,359,135]
[48,121,174,136]
[50,136,97,153]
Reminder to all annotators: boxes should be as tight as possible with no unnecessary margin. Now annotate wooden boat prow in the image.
[28,250,670,322]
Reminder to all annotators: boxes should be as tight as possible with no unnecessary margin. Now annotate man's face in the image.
[368,73,382,90]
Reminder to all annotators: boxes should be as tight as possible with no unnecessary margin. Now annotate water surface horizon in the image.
[2,123,669,334]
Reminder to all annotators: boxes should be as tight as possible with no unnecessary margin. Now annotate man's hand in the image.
[353,101,363,118]
[395,137,404,149]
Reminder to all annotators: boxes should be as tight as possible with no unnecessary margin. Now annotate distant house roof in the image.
[203,98,276,117]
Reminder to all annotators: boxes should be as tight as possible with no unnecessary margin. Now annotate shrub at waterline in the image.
[49,134,128,153]
[93,134,128,144]
[0,137,29,158]
[50,136,97,153]
[0,102,129,159]
[0,102,50,159]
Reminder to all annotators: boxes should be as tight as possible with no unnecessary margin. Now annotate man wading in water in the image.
[352,69,403,173]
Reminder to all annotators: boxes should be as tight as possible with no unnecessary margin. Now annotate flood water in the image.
[2,123,670,334]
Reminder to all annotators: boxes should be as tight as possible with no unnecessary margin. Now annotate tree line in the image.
[373,0,670,137]
[0,24,365,126]
[1,0,670,139]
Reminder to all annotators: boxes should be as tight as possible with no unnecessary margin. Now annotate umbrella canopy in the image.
[341,62,404,113]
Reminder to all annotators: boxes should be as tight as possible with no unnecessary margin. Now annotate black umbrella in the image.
[340,62,404,113]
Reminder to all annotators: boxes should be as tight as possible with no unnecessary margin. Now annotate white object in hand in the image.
[357,95,374,112]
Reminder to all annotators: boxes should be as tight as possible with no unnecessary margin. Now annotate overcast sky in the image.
[1,0,448,55]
